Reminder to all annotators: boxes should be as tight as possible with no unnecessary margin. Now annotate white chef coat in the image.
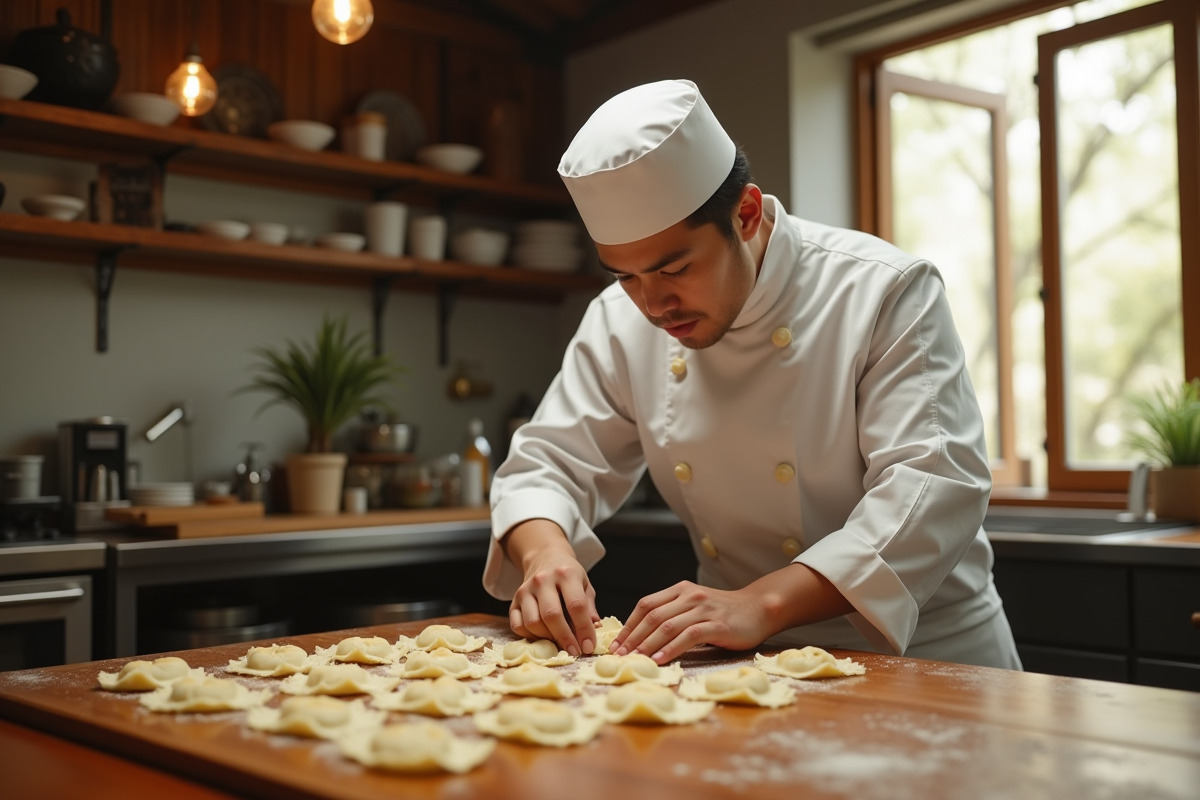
[484,195,1021,669]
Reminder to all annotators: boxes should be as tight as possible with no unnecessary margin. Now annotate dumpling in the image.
[590,616,625,655]
[245,696,384,739]
[474,698,603,747]
[754,647,866,679]
[583,682,714,725]
[482,638,575,668]
[279,663,399,696]
[227,644,313,677]
[370,676,500,717]
[390,647,495,680]
[396,624,487,654]
[139,675,272,712]
[480,663,581,699]
[315,636,399,666]
[339,720,495,774]
[678,666,797,708]
[575,653,683,686]
[98,656,202,691]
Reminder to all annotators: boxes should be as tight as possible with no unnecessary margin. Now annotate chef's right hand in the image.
[502,519,599,657]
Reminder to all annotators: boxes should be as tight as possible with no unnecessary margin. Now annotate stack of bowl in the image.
[511,219,585,273]
[129,482,195,507]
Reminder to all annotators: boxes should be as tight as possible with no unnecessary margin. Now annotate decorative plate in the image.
[356,90,427,161]
[200,64,283,138]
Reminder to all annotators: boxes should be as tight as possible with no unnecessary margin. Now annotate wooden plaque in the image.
[92,161,163,229]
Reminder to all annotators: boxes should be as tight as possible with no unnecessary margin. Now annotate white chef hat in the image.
[558,79,736,245]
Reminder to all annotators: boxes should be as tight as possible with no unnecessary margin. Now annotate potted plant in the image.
[1127,378,1200,520]
[239,316,401,514]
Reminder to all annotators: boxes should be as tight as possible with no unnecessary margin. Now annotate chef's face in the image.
[595,185,766,350]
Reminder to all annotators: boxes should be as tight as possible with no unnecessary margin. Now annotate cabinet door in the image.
[1133,567,1200,660]
[1018,644,1129,683]
[1134,658,1200,691]
[993,560,1129,649]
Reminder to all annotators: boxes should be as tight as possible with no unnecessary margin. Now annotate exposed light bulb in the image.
[312,0,374,45]
[164,53,217,117]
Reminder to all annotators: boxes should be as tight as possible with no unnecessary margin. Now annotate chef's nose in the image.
[640,278,679,317]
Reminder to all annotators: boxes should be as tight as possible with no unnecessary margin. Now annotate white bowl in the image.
[267,120,336,151]
[21,194,85,221]
[315,232,365,252]
[450,228,510,266]
[0,65,37,100]
[110,92,180,126]
[415,143,483,174]
[196,220,250,240]
[247,221,289,245]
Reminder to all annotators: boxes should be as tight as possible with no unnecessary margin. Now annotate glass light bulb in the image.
[165,54,217,117]
[312,0,374,45]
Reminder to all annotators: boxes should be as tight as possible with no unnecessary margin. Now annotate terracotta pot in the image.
[1149,466,1200,522]
[286,452,347,514]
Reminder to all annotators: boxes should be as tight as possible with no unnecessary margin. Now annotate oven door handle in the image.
[0,587,87,607]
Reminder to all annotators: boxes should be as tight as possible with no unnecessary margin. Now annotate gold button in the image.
[701,536,719,559]
[774,463,796,483]
[670,357,687,378]
[673,462,693,483]
[781,537,801,558]
[771,327,793,348]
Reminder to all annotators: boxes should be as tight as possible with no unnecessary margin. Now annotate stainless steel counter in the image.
[0,540,107,577]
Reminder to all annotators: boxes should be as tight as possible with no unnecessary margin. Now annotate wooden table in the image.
[2,614,1198,799]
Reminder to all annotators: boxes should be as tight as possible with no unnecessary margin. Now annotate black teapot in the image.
[5,8,119,110]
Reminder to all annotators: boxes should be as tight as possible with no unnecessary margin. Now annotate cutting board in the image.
[104,505,491,539]
[105,502,265,528]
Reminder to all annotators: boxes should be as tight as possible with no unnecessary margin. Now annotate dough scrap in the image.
[139,675,272,712]
[575,653,683,686]
[590,616,624,655]
[678,666,797,708]
[370,676,501,717]
[583,682,714,725]
[390,647,496,680]
[98,656,203,691]
[315,636,400,666]
[245,696,384,739]
[473,698,603,747]
[482,638,575,668]
[396,624,487,654]
[480,663,582,698]
[227,644,313,677]
[340,720,495,774]
[280,663,399,696]
[754,647,866,679]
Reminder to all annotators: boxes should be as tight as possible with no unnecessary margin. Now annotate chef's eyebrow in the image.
[598,247,692,276]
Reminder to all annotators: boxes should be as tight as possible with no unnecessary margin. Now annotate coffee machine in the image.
[58,417,128,530]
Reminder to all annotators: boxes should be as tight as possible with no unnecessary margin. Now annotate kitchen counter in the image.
[2,612,1198,799]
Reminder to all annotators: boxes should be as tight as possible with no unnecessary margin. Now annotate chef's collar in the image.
[730,194,789,330]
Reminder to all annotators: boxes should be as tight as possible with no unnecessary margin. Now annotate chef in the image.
[483,79,1021,670]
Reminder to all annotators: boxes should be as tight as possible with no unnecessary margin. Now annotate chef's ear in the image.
[734,183,764,243]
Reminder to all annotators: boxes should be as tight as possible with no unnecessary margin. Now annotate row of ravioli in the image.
[95,621,866,775]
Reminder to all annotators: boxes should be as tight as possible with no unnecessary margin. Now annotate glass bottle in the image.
[460,418,492,507]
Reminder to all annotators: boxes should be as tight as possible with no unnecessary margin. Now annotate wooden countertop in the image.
[2,614,1199,799]
[112,506,492,539]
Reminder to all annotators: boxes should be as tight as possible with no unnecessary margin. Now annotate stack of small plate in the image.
[129,482,195,507]
[511,220,585,273]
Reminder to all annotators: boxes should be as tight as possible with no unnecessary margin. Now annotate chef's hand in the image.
[502,519,600,657]
[612,563,853,664]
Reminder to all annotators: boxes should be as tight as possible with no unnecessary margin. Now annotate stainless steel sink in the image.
[983,509,1195,543]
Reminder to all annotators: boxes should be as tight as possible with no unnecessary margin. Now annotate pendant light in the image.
[312,0,374,45]
[164,1,216,116]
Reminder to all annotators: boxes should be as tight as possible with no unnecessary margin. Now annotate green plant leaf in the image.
[1127,378,1200,467]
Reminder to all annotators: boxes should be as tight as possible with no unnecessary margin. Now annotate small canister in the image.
[0,455,43,500]
[343,111,387,161]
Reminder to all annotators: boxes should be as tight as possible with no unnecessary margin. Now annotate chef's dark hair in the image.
[685,147,752,244]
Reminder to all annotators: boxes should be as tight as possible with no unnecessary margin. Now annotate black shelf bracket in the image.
[437,283,460,367]
[95,248,124,353]
[371,276,392,356]
[370,182,416,202]
[151,144,195,172]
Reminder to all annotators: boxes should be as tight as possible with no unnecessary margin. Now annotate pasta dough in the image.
[245,696,384,739]
[316,636,400,666]
[226,644,313,677]
[590,616,624,655]
[280,663,399,696]
[474,698,603,747]
[483,638,575,668]
[480,663,582,698]
[396,624,487,654]
[339,720,495,774]
[678,667,797,708]
[583,682,714,725]
[575,653,683,686]
[754,647,866,679]
[370,676,500,717]
[139,675,272,713]
[390,647,495,680]
[98,656,203,691]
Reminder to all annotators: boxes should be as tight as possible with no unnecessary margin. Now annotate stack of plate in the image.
[129,482,195,507]
[511,220,585,273]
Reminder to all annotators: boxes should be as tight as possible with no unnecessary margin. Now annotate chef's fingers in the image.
[527,569,584,656]
[512,593,547,641]
[613,583,687,656]
[560,580,598,655]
